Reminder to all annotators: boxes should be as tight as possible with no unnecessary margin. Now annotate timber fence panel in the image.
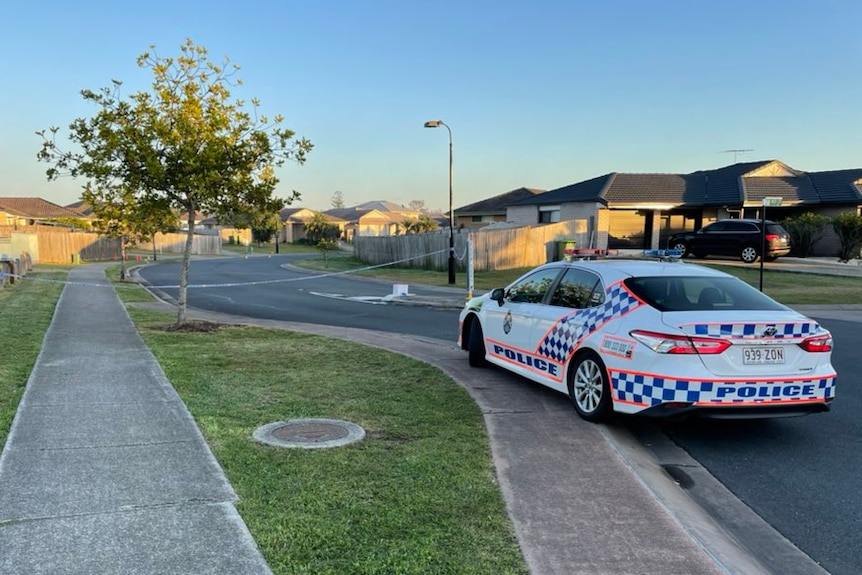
[136,232,221,255]
[354,220,589,272]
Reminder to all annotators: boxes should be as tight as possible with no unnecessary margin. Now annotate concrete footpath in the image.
[1,257,857,574]
[0,265,270,574]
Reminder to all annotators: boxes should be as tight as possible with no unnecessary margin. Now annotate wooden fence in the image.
[0,228,222,264]
[354,220,590,271]
[135,232,222,256]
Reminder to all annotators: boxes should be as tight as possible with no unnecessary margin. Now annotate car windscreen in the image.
[624,275,787,312]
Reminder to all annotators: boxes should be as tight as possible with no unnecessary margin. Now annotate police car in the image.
[458,251,836,422]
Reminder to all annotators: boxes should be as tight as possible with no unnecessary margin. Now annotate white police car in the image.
[458,252,836,422]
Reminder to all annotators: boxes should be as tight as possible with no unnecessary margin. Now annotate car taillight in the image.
[799,334,832,352]
[630,330,731,355]
[765,234,779,242]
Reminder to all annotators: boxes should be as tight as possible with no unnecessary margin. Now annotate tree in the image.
[780,213,830,257]
[401,213,440,234]
[37,39,312,327]
[331,190,345,209]
[832,212,862,262]
[305,212,340,243]
[408,199,426,212]
[85,188,175,279]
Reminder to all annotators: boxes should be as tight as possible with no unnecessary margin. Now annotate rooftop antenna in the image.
[721,148,754,162]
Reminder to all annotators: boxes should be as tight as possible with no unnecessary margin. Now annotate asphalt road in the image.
[654,317,861,575]
[137,254,861,574]
[136,255,462,342]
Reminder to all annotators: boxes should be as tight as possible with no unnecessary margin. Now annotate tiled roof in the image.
[741,176,819,204]
[0,197,84,219]
[605,174,695,204]
[457,187,544,214]
[65,200,95,216]
[807,169,862,203]
[515,160,862,209]
[352,200,415,213]
[512,174,613,205]
[325,208,373,222]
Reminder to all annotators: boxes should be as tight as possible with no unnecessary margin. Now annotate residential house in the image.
[506,160,862,256]
[0,197,89,228]
[326,201,423,241]
[277,207,347,243]
[454,187,544,230]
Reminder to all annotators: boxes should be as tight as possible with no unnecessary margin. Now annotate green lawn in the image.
[0,268,67,449]
[115,279,528,574]
[292,254,862,305]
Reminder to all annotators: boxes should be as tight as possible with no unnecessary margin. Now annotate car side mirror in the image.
[491,288,506,306]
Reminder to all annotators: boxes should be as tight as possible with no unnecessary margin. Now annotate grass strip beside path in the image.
[293,255,862,305]
[0,268,67,449]
[122,299,527,574]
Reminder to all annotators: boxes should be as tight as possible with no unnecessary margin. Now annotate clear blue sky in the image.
[2,0,860,212]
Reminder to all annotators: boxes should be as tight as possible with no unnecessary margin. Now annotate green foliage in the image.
[37,39,312,325]
[316,238,339,265]
[401,214,440,234]
[832,212,862,262]
[305,212,340,243]
[780,212,830,257]
[52,217,92,230]
[244,211,281,245]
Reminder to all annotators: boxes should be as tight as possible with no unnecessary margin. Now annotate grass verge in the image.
[292,254,533,292]
[114,285,527,574]
[0,267,67,449]
[293,255,862,305]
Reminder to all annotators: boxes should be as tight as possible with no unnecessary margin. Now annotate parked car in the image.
[668,219,792,263]
[458,254,835,422]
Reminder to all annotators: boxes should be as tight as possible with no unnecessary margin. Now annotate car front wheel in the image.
[671,241,689,258]
[740,245,759,263]
[467,320,487,367]
[568,351,612,422]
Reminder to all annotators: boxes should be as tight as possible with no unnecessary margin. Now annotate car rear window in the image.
[624,275,787,312]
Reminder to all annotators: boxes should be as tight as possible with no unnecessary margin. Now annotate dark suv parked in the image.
[668,219,792,263]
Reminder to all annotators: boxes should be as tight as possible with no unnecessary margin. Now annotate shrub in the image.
[832,212,862,262]
[780,213,830,257]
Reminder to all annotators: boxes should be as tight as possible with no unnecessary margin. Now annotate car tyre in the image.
[740,245,759,263]
[467,319,487,367]
[671,241,689,258]
[568,351,612,422]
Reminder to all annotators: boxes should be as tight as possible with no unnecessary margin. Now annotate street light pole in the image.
[424,119,456,284]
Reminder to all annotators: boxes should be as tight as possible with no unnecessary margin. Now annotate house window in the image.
[538,206,561,223]
[608,210,646,248]
[472,215,482,222]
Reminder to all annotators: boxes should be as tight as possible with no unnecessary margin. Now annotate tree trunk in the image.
[120,237,127,280]
[175,208,196,327]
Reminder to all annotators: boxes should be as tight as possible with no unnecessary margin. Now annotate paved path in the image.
[0,265,270,574]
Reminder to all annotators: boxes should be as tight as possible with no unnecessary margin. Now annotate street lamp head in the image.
[424,120,443,128]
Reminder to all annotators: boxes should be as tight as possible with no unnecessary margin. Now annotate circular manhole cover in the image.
[253,418,365,449]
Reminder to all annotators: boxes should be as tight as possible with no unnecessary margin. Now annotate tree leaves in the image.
[37,39,312,326]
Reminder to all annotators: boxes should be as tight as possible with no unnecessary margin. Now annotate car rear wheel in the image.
[671,241,689,258]
[467,320,487,367]
[568,351,612,422]
[740,245,759,263]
